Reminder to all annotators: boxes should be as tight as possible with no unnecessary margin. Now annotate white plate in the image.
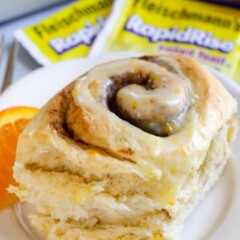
[0,52,239,240]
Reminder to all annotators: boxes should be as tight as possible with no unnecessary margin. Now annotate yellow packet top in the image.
[90,0,240,83]
[15,0,113,66]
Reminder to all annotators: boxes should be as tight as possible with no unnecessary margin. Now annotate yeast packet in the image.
[15,0,113,66]
[90,0,240,83]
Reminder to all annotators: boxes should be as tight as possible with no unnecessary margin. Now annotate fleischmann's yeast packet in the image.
[90,0,240,83]
[15,0,113,66]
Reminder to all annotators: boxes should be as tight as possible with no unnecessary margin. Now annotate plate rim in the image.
[0,52,239,240]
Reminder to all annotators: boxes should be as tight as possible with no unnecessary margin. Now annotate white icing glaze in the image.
[74,57,189,135]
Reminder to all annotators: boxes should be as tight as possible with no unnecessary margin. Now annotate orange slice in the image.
[0,106,38,210]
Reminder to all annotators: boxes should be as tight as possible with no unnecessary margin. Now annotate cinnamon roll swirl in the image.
[11,54,239,240]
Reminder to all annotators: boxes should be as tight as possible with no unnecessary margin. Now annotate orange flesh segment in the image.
[0,107,38,210]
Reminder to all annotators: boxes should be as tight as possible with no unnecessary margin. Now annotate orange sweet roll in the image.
[11,55,239,240]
